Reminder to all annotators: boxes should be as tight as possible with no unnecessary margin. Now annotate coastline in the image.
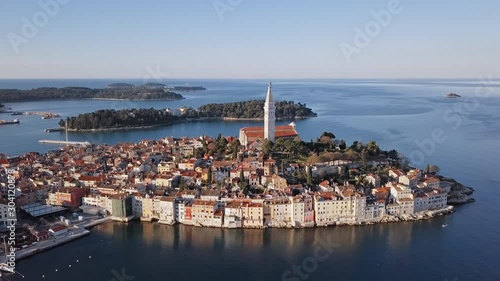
[64,115,316,132]
[123,205,455,230]
[0,97,185,104]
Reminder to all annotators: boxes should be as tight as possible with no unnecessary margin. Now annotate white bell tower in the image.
[264,82,275,142]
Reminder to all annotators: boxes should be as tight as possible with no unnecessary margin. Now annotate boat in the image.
[442,224,448,228]
[0,263,14,274]
[0,119,20,125]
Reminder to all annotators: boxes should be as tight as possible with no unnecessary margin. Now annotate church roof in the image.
[241,125,298,139]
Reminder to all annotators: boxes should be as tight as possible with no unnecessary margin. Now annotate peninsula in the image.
[0,86,184,102]
[0,83,474,266]
[59,100,317,131]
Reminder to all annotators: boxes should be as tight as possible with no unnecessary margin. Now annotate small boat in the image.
[0,263,15,273]
[442,224,448,228]
[0,119,20,125]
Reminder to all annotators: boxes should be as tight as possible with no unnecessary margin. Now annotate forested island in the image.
[198,100,317,119]
[60,100,317,131]
[0,86,184,102]
[446,93,461,98]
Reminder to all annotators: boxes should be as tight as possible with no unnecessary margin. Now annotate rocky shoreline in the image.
[442,177,476,205]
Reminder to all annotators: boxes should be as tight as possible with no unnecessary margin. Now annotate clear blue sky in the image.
[1,0,499,79]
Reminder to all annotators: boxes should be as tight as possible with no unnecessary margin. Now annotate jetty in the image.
[39,120,91,146]
[39,140,91,146]
[0,228,90,264]
[45,128,64,133]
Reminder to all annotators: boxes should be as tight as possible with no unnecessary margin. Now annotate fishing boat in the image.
[0,263,15,274]
[0,119,20,125]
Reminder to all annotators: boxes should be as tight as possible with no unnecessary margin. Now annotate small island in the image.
[445,93,461,98]
[0,86,184,102]
[59,100,317,131]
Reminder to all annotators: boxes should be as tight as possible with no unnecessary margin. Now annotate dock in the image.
[38,140,91,146]
[0,228,90,264]
[44,128,64,133]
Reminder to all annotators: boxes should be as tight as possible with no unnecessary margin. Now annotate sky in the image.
[0,0,499,79]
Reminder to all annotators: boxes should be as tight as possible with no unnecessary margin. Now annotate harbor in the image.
[0,217,111,266]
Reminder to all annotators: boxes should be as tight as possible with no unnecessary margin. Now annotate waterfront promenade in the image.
[0,217,112,264]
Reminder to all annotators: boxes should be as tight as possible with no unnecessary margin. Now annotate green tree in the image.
[338,140,347,150]
[207,167,212,184]
[239,168,245,181]
[429,165,440,174]
[306,165,312,185]
[262,139,273,156]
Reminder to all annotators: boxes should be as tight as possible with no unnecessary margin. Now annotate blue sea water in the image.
[1,79,500,281]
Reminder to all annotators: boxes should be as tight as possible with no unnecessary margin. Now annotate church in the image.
[238,82,299,146]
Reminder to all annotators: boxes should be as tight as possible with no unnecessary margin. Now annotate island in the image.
[59,100,317,131]
[168,85,206,91]
[0,86,184,102]
[198,100,317,119]
[445,93,461,98]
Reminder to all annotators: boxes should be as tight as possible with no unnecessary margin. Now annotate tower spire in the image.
[264,82,275,142]
[266,82,273,103]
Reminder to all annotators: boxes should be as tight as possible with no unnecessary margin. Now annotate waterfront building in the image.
[263,197,293,227]
[158,196,175,224]
[110,194,133,220]
[242,202,264,228]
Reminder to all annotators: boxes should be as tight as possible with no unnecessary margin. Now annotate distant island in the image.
[107,83,206,92]
[445,93,461,98]
[60,100,317,131]
[0,86,184,102]
[169,85,206,91]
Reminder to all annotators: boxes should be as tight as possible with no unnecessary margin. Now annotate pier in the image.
[44,128,64,133]
[0,228,90,264]
[38,140,91,146]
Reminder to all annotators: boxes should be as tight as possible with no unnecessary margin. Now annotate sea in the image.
[0,78,499,281]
